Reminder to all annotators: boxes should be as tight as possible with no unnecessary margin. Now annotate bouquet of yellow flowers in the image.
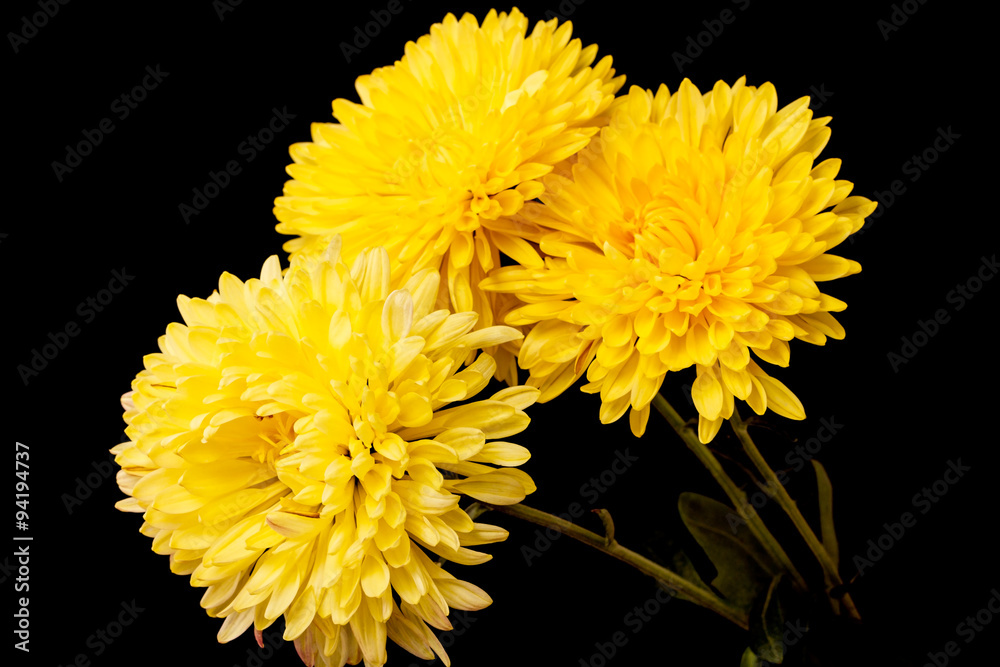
[112,8,875,666]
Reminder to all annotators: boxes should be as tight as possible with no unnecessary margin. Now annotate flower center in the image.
[461,183,503,228]
[254,414,297,471]
[623,194,707,268]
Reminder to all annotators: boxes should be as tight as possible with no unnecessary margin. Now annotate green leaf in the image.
[641,532,714,604]
[678,492,780,611]
[749,574,790,663]
[811,460,839,569]
[665,543,714,603]
[740,647,762,667]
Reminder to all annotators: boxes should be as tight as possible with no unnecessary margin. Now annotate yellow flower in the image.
[482,79,876,442]
[273,8,624,385]
[113,238,537,667]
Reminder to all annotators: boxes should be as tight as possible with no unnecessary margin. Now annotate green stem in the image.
[650,393,809,593]
[486,502,749,630]
[729,410,862,621]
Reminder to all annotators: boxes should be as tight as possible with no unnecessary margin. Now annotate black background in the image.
[6,1,996,666]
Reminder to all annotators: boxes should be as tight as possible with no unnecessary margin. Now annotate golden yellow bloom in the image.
[273,8,624,385]
[482,79,876,442]
[113,239,537,667]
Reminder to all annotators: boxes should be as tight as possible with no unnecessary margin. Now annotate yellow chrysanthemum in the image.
[113,238,538,667]
[273,7,624,385]
[482,79,876,442]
